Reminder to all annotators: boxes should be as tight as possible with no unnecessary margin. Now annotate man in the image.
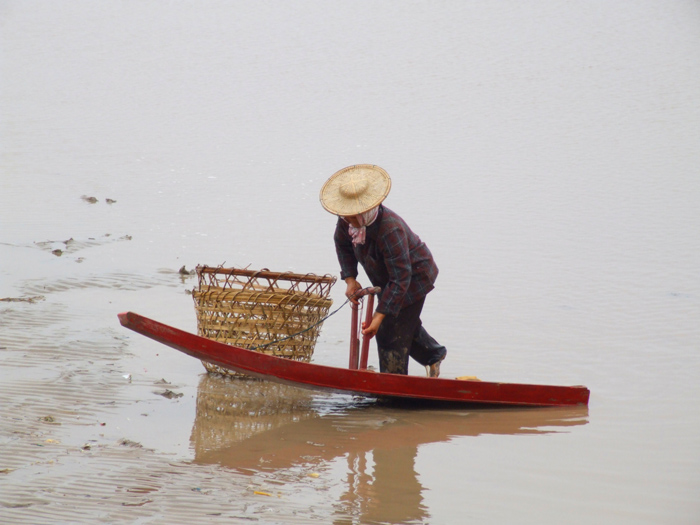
[320,164,447,377]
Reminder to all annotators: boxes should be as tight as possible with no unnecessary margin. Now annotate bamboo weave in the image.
[192,265,336,376]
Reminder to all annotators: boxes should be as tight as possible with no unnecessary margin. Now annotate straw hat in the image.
[319,164,391,216]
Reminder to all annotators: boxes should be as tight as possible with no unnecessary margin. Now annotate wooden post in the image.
[349,302,359,369]
[359,294,374,370]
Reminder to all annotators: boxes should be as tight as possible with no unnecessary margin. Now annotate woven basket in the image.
[192,265,336,376]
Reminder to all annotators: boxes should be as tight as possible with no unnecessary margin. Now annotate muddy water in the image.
[2,1,700,523]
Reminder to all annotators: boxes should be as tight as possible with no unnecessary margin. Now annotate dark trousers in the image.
[375,298,447,375]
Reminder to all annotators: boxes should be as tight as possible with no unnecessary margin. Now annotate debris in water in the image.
[51,249,63,257]
[39,415,59,424]
[179,265,195,276]
[122,499,152,507]
[156,389,183,399]
[253,491,272,497]
[119,439,142,448]
[0,296,45,303]
[106,198,117,204]
[308,472,320,478]
[81,195,98,204]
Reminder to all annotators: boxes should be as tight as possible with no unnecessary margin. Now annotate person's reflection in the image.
[191,375,588,524]
[333,447,428,524]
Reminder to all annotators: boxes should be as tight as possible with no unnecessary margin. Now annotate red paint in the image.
[348,303,360,370]
[118,311,590,407]
[358,293,374,370]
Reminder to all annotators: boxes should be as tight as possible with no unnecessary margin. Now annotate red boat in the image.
[117,311,590,407]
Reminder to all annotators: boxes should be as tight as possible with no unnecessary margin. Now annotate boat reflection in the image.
[191,374,588,524]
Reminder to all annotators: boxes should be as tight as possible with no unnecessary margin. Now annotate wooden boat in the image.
[118,311,590,407]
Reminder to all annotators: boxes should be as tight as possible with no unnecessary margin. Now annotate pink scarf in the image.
[348,207,379,246]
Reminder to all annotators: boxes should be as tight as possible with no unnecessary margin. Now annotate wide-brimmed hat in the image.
[319,164,391,216]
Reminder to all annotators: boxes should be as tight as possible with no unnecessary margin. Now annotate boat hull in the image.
[118,312,590,407]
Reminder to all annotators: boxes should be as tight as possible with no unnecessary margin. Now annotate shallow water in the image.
[2,1,699,523]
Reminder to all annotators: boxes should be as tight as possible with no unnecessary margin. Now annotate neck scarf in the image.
[347,207,379,246]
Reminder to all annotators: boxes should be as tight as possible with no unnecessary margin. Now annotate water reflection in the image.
[190,374,325,453]
[191,375,588,524]
[334,445,429,524]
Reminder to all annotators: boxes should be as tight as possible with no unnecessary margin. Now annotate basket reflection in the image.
[190,373,319,456]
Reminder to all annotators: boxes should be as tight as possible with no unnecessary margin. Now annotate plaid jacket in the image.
[333,205,438,317]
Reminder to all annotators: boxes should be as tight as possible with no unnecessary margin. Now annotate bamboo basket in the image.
[192,265,336,376]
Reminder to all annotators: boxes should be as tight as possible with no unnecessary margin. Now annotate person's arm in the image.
[344,276,362,304]
[361,311,385,338]
[334,218,359,283]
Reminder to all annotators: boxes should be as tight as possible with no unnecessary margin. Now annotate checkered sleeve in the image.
[333,219,358,281]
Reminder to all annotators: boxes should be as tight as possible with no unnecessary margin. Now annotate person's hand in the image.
[345,277,362,304]
[361,312,385,339]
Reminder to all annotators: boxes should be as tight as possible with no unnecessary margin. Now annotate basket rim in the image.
[196,265,336,284]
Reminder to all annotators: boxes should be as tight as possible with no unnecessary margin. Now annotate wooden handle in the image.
[359,294,374,370]
[348,302,360,369]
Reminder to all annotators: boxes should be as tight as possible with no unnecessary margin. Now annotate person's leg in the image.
[406,297,447,377]
[409,326,447,367]
[375,299,424,374]
[410,326,447,377]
